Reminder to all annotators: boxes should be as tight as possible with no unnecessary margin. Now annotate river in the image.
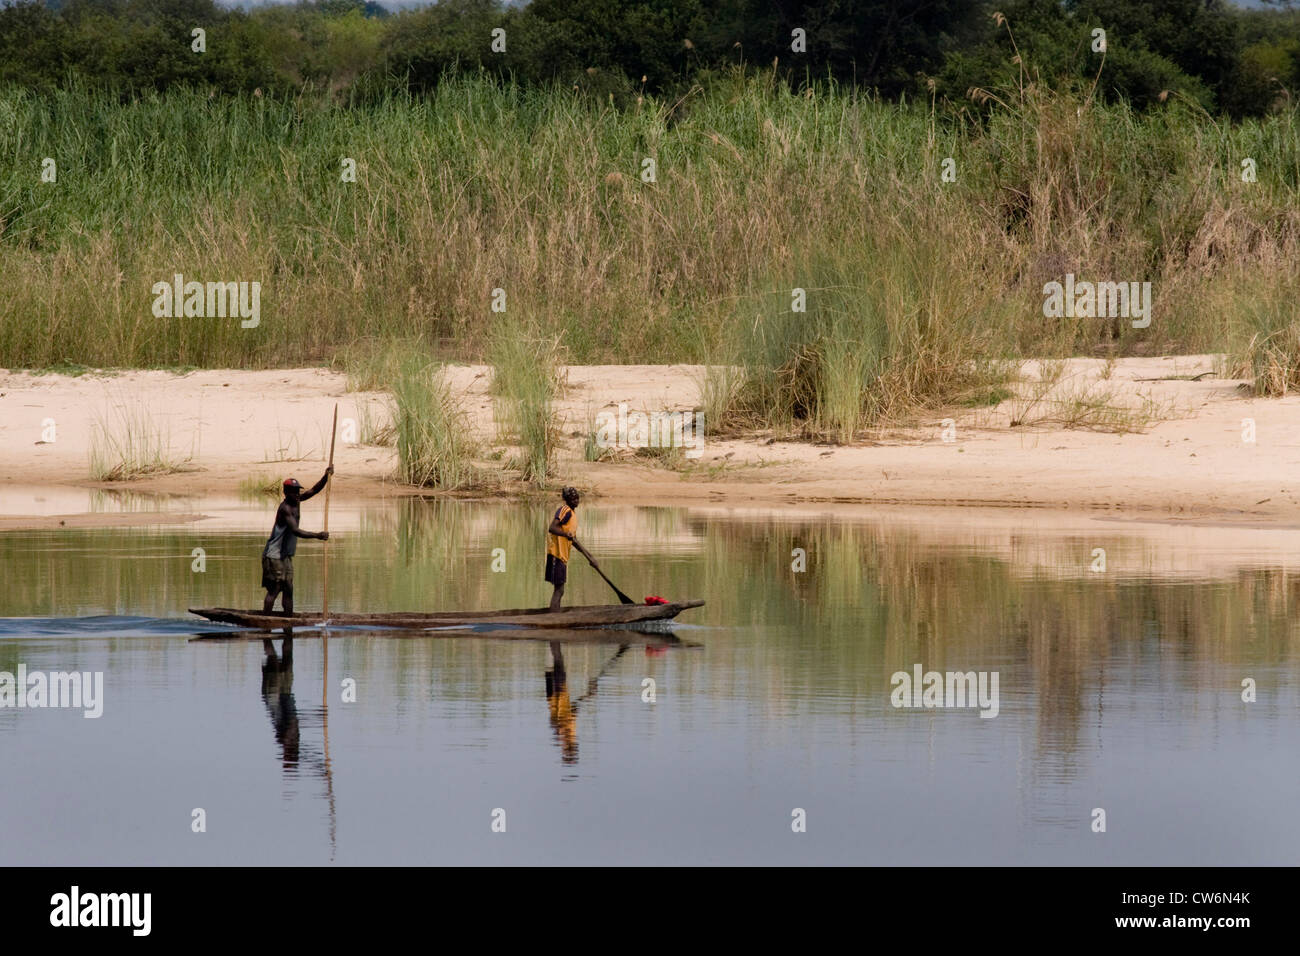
[1,493,1296,864]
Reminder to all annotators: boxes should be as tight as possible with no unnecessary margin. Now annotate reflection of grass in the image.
[88,398,187,480]
[87,488,177,513]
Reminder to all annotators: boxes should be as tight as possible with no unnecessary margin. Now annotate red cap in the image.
[283,478,301,489]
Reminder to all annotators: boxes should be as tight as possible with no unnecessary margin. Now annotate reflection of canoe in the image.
[190,625,695,646]
[188,601,704,632]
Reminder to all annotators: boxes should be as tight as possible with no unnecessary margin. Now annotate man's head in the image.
[283,477,302,501]
[561,486,580,508]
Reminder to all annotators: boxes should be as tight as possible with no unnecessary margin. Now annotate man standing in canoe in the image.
[262,468,332,615]
[546,486,597,610]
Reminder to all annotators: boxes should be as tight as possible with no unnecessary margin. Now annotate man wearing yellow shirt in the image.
[546,486,597,610]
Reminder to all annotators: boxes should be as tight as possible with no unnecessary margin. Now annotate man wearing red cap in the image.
[261,467,332,614]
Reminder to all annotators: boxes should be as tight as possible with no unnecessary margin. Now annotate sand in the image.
[2,355,1298,529]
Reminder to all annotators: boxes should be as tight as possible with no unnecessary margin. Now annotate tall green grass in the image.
[708,221,1019,440]
[391,358,479,489]
[2,72,1299,414]
[490,322,560,484]
[1226,278,1300,395]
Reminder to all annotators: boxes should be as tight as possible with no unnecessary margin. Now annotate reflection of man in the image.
[545,643,578,764]
[261,637,299,766]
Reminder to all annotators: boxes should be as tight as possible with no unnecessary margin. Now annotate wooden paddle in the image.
[583,554,635,605]
[322,404,338,615]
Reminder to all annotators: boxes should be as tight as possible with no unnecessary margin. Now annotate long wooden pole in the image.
[321,404,339,860]
[322,629,336,859]
[322,404,338,615]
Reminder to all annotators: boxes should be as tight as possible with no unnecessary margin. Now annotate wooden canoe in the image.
[188,600,704,631]
[189,625,695,646]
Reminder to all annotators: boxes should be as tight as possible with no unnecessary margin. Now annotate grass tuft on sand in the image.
[391,357,481,489]
[88,397,188,481]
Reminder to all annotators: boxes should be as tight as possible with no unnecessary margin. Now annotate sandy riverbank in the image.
[2,355,1298,528]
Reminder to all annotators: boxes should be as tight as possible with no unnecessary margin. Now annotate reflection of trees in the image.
[13,501,1300,776]
[674,514,1300,764]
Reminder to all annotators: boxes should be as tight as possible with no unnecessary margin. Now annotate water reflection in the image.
[545,643,578,764]
[545,641,632,766]
[258,631,336,859]
[2,499,1300,864]
[261,636,299,766]
[249,626,675,855]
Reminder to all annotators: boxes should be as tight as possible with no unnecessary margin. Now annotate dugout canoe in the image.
[189,625,695,646]
[188,600,704,631]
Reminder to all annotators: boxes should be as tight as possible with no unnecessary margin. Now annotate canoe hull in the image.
[190,625,692,646]
[188,600,703,631]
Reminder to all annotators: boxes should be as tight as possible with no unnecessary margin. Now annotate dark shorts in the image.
[544,553,567,588]
[262,555,293,591]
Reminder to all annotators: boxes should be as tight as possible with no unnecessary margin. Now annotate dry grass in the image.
[391,358,481,489]
[237,473,283,498]
[1004,363,1174,434]
[88,396,189,480]
[4,75,1300,431]
[490,323,563,485]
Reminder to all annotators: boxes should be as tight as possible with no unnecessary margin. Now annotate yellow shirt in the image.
[546,506,577,563]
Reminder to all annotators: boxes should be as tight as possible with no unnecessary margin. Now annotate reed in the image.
[710,227,1019,440]
[390,358,479,489]
[490,322,561,485]
[2,73,1299,424]
[355,400,395,447]
[1226,279,1300,396]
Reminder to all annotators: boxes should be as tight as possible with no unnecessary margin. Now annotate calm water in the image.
[0,497,1297,865]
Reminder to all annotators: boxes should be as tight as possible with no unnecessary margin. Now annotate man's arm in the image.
[284,509,328,541]
[300,466,333,501]
[548,511,596,567]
